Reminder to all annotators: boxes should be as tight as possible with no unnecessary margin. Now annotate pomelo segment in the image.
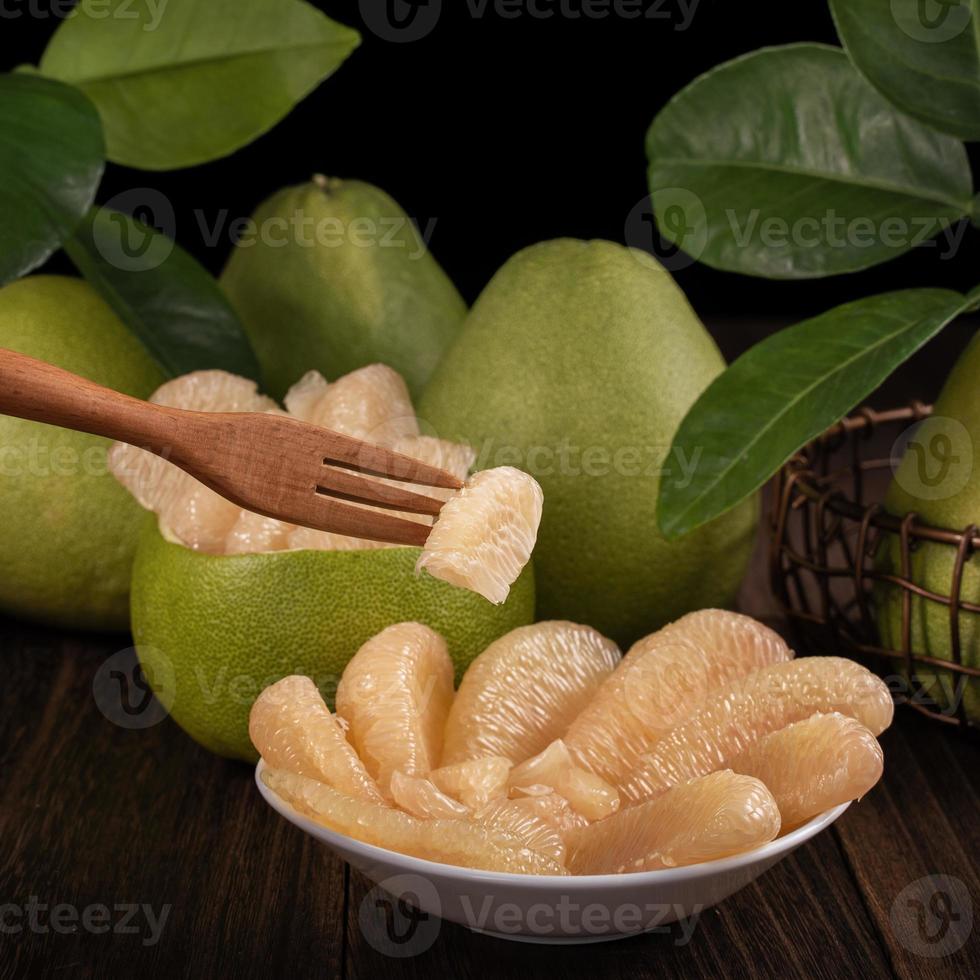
[567,770,780,874]
[441,621,621,765]
[390,770,470,820]
[508,740,619,821]
[475,799,567,865]
[392,435,476,485]
[262,767,567,875]
[248,676,384,803]
[283,373,475,551]
[728,712,884,830]
[336,623,454,793]
[430,756,512,810]
[113,364,476,557]
[620,657,894,804]
[417,467,543,604]
[287,523,391,552]
[505,790,589,839]
[226,510,292,555]
[565,610,792,788]
[284,364,419,444]
[109,370,274,552]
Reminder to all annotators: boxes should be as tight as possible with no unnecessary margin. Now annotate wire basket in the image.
[769,403,980,734]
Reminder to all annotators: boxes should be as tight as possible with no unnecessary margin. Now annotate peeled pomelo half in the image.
[565,609,792,788]
[567,770,781,874]
[249,675,384,803]
[262,767,566,875]
[728,712,884,830]
[620,657,894,804]
[508,740,619,821]
[441,621,621,765]
[417,467,543,604]
[430,756,512,810]
[335,623,455,793]
[130,525,534,761]
[108,370,275,552]
[389,770,470,820]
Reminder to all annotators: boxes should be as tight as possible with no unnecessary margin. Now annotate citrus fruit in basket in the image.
[728,712,883,831]
[418,238,758,647]
[116,367,535,761]
[441,621,621,765]
[564,609,792,787]
[0,276,164,631]
[877,331,980,722]
[620,657,893,804]
[220,177,467,401]
[566,770,781,875]
[335,623,455,793]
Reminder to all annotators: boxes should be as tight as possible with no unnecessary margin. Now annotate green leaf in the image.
[657,289,968,539]
[830,0,980,141]
[38,0,360,171]
[0,73,104,285]
[64,207,262,382]
[646,44,973,279]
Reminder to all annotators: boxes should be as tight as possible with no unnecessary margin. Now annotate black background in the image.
[9,0,980,387]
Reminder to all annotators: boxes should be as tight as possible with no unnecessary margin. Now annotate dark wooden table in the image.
[1,553,977,980]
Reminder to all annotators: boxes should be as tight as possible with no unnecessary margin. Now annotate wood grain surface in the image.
[1,595,977,978]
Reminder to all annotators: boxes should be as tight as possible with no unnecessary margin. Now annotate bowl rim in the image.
[255,760,851,887]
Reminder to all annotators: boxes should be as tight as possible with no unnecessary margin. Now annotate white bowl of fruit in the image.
[252,612,892,943]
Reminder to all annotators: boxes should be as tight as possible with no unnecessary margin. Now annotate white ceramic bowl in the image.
[255,760,849,944]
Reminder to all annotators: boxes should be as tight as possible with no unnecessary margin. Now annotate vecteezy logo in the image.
[890,416,973,502]
[625,189,707,271]
[93,188,176,272]
[891,0,972,43]
[890,874,972,957]
[359,0,442,42]
[92,647,175,730]
[358,874,441,957]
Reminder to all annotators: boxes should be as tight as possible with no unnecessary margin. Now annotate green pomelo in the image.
[220,176,467,401]
[131,521,536,761]
[0,277,164,630]
[419,239,758,647]
[876,331,980,721]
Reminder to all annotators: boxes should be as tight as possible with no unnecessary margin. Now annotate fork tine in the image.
[301,494,432,548]
[318,429,464,490]
[315,466,445,517]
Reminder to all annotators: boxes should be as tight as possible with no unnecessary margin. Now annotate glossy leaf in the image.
[646,44,973,279]
[38,0,360,170]
[64,208,262,382]
[831,0,980,141]
[0,73,104,285]
[657,289,968,539]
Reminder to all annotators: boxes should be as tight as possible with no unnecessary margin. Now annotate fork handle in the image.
[0,347,182,452]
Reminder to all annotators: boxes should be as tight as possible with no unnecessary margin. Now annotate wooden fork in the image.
[0,348,463,547]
